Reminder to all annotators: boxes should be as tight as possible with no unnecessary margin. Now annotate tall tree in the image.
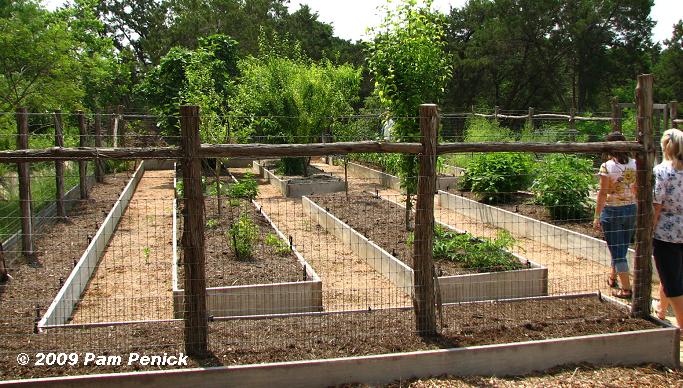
[653,20,683,103]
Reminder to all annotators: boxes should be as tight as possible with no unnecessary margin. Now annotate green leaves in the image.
[531,154,596,220]
[462,153,535,203]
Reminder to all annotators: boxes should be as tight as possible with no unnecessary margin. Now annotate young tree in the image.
[367,0,452,229]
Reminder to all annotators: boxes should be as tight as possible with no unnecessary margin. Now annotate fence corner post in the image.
[611,96,622,133]
[414,103,438,336]
[16,108,34,260]
[179,105,208,356]
[633,74,655,318]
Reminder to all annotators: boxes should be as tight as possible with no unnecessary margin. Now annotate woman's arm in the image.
[593,175,610,230]
[653,203,662,231]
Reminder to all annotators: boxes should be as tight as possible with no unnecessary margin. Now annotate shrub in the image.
[464,116,514,142]
[228,213,258,260]
[461,152,535,203]
[531,154,596,220]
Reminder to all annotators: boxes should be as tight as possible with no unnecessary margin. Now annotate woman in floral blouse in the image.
[593,131,637,299]
[652,128,683,327]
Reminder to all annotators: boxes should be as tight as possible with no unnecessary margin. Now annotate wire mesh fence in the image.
[0,107,671,380]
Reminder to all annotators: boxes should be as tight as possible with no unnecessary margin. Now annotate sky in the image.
[43,0,682,44]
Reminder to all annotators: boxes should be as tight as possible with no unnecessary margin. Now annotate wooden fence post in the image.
[672,101,678,129]
[527,107,534,130]
[0,242,8,282]
[494,105,499,122]
[117,105,126,147]
[110,107,118,147]
[569,107,577,140]
[414,104,438,336]
[54,110,66,219]
[179,105,208,356]
[632,74,655,318]
[16,108,34,260]
[94,112,104,183]
[77,111,88,199]
[611,97,622,133]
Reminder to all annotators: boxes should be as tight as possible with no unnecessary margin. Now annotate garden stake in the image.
[303,264,307,281]
[33,305,40,334]
[289,235,293,250]
[58,277,63,287]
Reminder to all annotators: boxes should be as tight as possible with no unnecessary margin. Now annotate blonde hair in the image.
[661,128,683,170]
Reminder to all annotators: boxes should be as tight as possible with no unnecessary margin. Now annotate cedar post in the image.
[632,74,655,318]
[77,111,88,199]
[493,105,499,122]
[413,104,438,336]
[16,108,34,260]
[0,242,8,283]
[179,105,208,356]
[94,112,104,183]
[110,107,118,147]
[611,97,621,132]
[568,107,577,140]
[54,110,66,219]
[672,101,678,129]
[527,107,534,130]
[117,105,126,147]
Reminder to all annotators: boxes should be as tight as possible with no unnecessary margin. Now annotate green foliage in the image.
[348,153,403,176]
[265,233,290,256]
[531,154,596,220]
[228,213,258,260]
[276,158,307,176]
[227,173,259,200]
[367,0,453,195]
[206,218,219,229]
[464,117,514,142]
[410,226,522,272]
[231,34,361,145]
[461,153,535,203]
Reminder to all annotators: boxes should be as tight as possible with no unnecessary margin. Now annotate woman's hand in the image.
[593,218,601,231]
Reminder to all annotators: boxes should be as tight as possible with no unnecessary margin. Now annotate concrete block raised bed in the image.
[252,161,347,197]
[302,196,547,303]
[17,294,678,387]
[39,162,146,329]
[172,183,323,318]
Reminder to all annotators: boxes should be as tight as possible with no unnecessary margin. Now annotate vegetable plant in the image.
[265,233,291,255]
[531,154,596,220]
[461,153,535,203]
[228,213,258,260]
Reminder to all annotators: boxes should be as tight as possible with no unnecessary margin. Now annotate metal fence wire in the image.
[0,95,673,380]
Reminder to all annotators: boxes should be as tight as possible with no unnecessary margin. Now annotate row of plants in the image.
[408,226,523,273]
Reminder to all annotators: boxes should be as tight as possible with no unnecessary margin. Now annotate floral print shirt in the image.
[599,159,637,206]
[654,162,683,243]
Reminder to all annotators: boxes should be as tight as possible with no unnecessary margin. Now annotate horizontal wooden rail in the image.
[0,140,644,163]
[437,141,643,154]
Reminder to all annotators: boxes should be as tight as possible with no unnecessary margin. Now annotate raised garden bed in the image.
[2,295,677,383]
[252,160,346,197]
[172,177,322,318]
[38,162,146,329]
[326,158,460,192]
[436,190,656,280]
[304,193,547,303]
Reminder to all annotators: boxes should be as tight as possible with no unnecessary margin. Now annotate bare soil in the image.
[0,296,661,381]
[198,196,302,287]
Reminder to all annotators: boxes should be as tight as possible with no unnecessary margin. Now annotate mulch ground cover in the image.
[0,296,660,380]
[179,197,301,287]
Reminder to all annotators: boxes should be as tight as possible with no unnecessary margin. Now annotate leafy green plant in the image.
[432,227,522,272]
[142,247,151,265]
[461,153,536,203]
[206,218,219,229]
[227,173,259,200]
[265,233,290,255]
[228,213,258,260]
[531,154,596,220]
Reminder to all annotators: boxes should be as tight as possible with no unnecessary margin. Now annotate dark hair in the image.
[606,131,630,164]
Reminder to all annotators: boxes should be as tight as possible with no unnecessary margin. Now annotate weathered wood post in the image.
[568,107,577,140]
[179,105,208,356]
[54,110,66,219]
[632,74,655,318]
[110,107,118,147]
[0,242,8,282]
[611,97,622,133]
[527,107,534,130]
[413,104,438,336]
[16,108,34,260]
[94,112,104,183]
[671,101,678,129]
[117,105,126,147]
[77,111,88,199]
[493,105,499,122]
